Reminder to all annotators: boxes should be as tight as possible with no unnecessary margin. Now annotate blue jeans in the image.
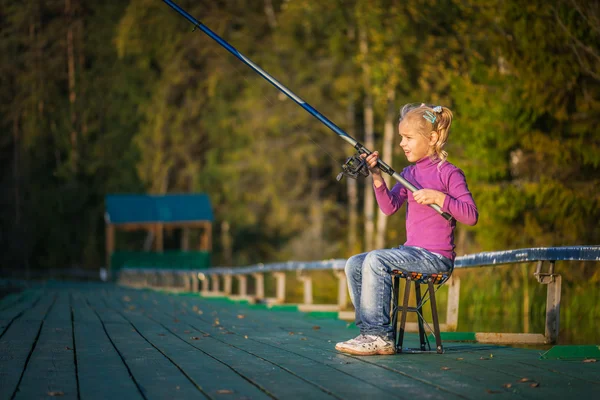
[345,246,453,340]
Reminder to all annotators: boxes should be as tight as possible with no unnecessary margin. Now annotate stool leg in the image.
[428,280,443,354]
[414,283,427,351]
[397,278,412,353]
[392,276,400,349]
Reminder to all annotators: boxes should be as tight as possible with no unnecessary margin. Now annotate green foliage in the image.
[0,0,598,273]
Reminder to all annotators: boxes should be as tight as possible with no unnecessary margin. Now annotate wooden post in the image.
[545,274,561,344]
[298,272,313,305]
[181,227,190,251]
[200,273,210,292]
[191,272,199,292]
[155,223,164,252]
[105,224,115,278]
[335,271,348,310]
[273,272,286,303]
[224,275,232,295]
[446,276,461,332]
[252,273,265,300]
[237,275,247,297]
[200,222,212,251]
[210,274,220,293]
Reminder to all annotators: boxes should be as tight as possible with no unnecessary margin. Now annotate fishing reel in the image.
[336,152,370,181]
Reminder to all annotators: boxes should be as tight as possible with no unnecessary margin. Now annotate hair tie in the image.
[432,106,442,113]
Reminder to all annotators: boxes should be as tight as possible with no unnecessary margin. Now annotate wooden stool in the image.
[391,270,450,354]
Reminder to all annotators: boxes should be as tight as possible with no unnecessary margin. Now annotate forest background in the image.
[1,0,599,340]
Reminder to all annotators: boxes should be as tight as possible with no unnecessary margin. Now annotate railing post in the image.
[237,275,247,297]
[273,272,286,303]
[546,274,561,344]
[210,274,220,293]
[252,273,265,300]
[534,260,561,344]
[191,272,199,292]
[200,273,210,293]
[446,275,461,331]
[335,271,347,310]
[183,272,191,292]
[224,274,232,295]
[298,271,313,305]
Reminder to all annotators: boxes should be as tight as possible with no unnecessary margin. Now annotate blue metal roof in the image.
[105,194,213,224]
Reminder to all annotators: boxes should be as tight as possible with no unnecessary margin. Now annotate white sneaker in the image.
[335,334,396,356]
[335,334,366,351]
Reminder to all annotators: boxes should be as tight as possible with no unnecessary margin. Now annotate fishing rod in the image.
[162,0,452,221]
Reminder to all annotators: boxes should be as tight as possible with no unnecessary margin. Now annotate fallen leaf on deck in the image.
[176,386,180,390]
[502,383,512,388]
[216,390,233,394]
[312,326,321,330]
[203,333,210,337]
[518,378,531,383]
[456,357,464,360]
[441,366,451,370]
[47,391,64,397]
[191,336,200,340]
[214,318,220,325]
[480,357,490,360]
[123,296,131,302]
[583,359,597,363]
[237,314,245,319]
[301,337,307,341]
[244,335,248,339]
[184,330,191,334]
[530,383,540,388]
[65,346,73,350]
[197,310,203,315]
[173,318,180,323]
[485,389,501,394]
[289,332,295,335]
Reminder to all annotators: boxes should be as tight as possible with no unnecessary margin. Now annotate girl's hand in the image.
[413,189,446,208]
[361,152,382,176]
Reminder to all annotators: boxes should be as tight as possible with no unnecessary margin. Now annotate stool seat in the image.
[391,269,450,354]
[391,270,450,285]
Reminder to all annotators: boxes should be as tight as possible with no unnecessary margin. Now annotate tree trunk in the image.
[346,100,359,254]
[375,89,396,249]
[359,27,375,251]
[65,0,78,172]
[221,221,233,266]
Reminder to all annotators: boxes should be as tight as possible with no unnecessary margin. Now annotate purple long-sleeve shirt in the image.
[374,157,478,260]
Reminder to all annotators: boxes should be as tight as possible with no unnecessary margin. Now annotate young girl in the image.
[336,104,478,356]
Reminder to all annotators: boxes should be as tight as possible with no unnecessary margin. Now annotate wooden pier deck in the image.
[1,282,598,399]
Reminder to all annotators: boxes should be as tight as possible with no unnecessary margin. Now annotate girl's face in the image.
[398,120,435,163]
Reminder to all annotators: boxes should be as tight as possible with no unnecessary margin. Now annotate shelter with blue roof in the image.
[104,194,214,277]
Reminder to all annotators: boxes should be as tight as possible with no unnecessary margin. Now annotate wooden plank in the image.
[107,290,338,399]
[0,290,42,337]
[163,297,508,399]
[0,291,56,399]
[86,292,207,400]
[71,291,144,400]
[123,290,458,399]
[0,319,44,399]
[200,296,600,396]
[13,291,78,400]
[108,308,272,399]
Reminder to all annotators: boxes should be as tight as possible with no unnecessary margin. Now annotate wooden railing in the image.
[117,245,600,344]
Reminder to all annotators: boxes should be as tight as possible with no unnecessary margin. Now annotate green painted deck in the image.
[1,283,598,399]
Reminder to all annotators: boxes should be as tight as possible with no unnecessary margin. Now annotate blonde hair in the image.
[399,103,453,168]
